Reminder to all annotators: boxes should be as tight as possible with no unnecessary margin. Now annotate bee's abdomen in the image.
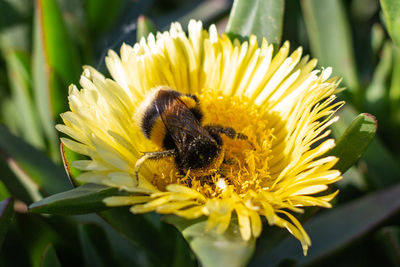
[138,88,202,149]
[141,103,159,139]
[139,89,181,141]
[139,104,171,149]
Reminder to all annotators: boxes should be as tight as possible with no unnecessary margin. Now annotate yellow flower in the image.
[57,20,343,255]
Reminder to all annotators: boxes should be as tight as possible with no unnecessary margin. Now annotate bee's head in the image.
[178,138,224,177]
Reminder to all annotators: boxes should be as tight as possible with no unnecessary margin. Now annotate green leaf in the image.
[137,15,157,40]
[40,243,61,267]
[0,0,32,19]
[225,0,284,46]
[99,207,172,266]
[363,138,400,189]
[0,225,31,266]
[351,0,379,22]
[252,226,290,261]
[380,0,400,46]
[331,106,400,189]
[60,142,83,187]
[0,98,20,136]
[32,0,81,160]
[371,23,386,55]
[365,41,392,119]
[166,216,255,267]
[0,181,11,199]
[250,182,400,266]
[170,227,196,267]
[16,214,61,267]
[172,0,231,31]
[0,152,35,203]
[29,183,126,215]
[301,0,360,96]
[0,198,14,248]
[85,0,125,36]
[0,18,30,52]
[389,45,400,125]
[78,223,115,267]
[0,125,71,198]
[76,213,153,266]
[327,113,377,174]
[1,49,45,149]
[0,23,41,147]
[0,0,23,31]
[375,227,400,266]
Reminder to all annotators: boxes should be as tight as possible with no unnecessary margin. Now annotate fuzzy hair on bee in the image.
[134,86,250,182]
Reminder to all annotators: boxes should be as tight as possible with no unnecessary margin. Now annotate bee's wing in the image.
[156,93,212,146]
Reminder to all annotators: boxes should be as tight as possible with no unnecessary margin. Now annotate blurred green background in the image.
[0,0,400,266]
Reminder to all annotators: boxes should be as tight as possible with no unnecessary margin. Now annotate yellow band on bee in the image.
[149,117,167,148]
[179,96,197,109]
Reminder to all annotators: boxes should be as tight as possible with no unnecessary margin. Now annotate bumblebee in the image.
[135,86,248,181]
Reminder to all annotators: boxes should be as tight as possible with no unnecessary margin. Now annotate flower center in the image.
[150,89,277,197]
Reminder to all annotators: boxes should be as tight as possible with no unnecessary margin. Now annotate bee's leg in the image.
[204,125,247,139]
[135,149,176,185]
[204,125,255,149]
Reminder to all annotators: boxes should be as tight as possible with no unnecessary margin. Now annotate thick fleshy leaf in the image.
[85,0,125,36]
[33,0,81,160]
[0,20,42,147]
[390,46,400,125]
[170,0,231,31]
[137,15,157,40]
[0,225,31,266]
[0,198,14,248]
[365,41,392,120]
[78,223,114,267]
[0,181,10,200]
[95,0,153,71]
[363,138,400,189]
[76,213,154,267]
[371,24,386,55]
[0,0,22,29]
[380,0,400,46]
[40,243,61,267]
[29,183,126,215]
[1,49,45,149]
[99,207,173,266]
[331,106,400,189]
[225,0,284,46]
[166,216,255,267]
[252,226,291,261]
[250,183,400,266]
[301,0,359,94]
[388,45,400,154]
[15,213,86,266]
[0,125,71,197]
[327,113,377,174]
[169,227,196,267]
[1,99,19,136]
[16,214,62,266]
[375,227,400,266]
[0,155,35,203]
[60,143,82,188]
[39,215,84,266]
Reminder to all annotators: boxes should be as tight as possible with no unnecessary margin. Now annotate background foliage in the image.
[0,0,399,266]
